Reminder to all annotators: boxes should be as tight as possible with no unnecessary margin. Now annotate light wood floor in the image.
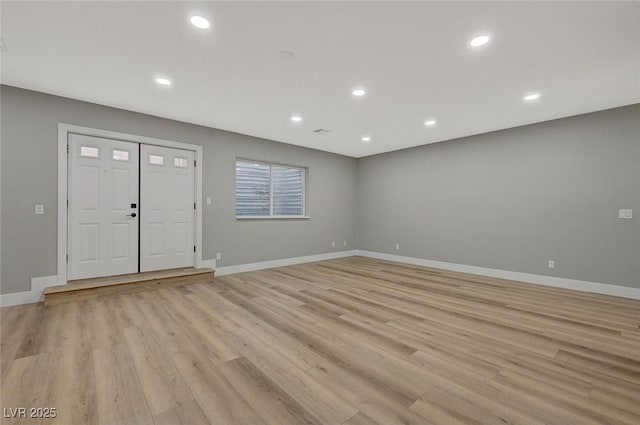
[2,256,640,425]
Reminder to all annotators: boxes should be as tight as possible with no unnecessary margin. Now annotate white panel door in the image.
[68,134,139,280]
[140,145,195,272]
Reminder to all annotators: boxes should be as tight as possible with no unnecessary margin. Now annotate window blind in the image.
[235,161,305,217]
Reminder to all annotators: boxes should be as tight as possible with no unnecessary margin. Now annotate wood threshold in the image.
[45,267,214,294]
[42,267,214,305]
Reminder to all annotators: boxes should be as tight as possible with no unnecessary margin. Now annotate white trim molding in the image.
[57,123,205,286]
[356,250,640,300]
[201,259,217,269]
[215,250,357,276]
[0,275,58,307]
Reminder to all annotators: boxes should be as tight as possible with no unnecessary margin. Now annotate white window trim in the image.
[235,159,308,219]
[57,123,204,286]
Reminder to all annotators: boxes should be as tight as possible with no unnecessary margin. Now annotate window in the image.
[149,154,164,165]
[235,160,306,217]
[112,149,130,161]
[174,157,188,168]
[80,146,99,158]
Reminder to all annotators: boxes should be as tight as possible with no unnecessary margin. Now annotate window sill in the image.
[236,216,311,220]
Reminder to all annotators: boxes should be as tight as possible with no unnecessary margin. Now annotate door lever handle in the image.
[126,212,137,218]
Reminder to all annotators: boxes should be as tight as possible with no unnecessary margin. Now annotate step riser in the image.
[44,271,214,306]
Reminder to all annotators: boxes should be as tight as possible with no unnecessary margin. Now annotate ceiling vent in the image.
[313,128,330,135]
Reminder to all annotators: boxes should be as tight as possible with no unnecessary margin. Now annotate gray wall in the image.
[357,104,640,288]
[1,85,358,294]
[2,85,638,295]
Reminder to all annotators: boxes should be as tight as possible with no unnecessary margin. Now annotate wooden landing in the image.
[43,267,214,305]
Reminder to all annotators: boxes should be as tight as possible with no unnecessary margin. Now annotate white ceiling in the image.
[2,1,639,158]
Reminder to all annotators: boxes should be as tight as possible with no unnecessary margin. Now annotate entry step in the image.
[43,267,215,305]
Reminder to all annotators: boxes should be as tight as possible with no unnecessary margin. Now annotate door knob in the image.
[127,212,137,218]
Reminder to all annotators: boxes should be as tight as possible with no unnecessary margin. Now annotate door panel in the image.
[140,145,195,271]
[68,134,139,280]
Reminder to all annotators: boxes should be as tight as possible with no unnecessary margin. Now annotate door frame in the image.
[57,123,204,285]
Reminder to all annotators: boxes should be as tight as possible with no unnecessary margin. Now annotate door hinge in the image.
[66,199,69,208]
[194,202,196,210]
[66,254,69,263]
[194,160,196,167]
[193,245,196,252]
[67,144,69,154]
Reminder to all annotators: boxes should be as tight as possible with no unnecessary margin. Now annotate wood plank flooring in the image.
[2,256,639,425]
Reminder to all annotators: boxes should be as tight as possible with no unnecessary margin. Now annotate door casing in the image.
[57,123,205,286]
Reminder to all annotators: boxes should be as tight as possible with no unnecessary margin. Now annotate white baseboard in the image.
[215,250,357,276]
[0,275,59,307]
[4,250,637,305]
[200,259,217,269]
[0,252,352,306]
[356,250,640,300]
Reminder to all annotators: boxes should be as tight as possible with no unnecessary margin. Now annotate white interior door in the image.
[68,134,139,280]
[140,145,195,272]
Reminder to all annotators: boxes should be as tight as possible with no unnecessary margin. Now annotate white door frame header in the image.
[57,123,205,285]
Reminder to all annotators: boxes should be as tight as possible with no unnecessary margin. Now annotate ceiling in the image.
[2,1,639,158]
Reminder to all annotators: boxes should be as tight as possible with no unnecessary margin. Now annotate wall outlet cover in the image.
[35,204,44,215]
[618,209,633,219]
[216,253,222,260]
[548,260,555,269]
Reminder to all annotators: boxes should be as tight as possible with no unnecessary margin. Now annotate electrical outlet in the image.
[618,209,633,219]
[332,241,336,248]
[343,241,347,247]
[206,197,212,205]
[35,204,44,215]
[547,260,555,269]
[395,244,400,250]
[216,253,222,261]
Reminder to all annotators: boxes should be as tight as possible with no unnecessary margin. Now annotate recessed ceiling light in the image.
[290,115,303,123]
[190,16,210,30]
[352,88,367,97]
[361,136,371,143]
[155,77,172,86]
[470,34,490,47]
[523,93,541,102]
[425,119,437,127]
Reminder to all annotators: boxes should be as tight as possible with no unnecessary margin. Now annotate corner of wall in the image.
[0,275,58,307]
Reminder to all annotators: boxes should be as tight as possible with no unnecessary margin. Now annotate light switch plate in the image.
[206,197,212,205]
[35,204,44,215]
[618,209,633,219]
[547,260,555,269]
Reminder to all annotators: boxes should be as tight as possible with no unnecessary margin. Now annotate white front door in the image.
[68,134,139,280]
[140,145,195,272]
